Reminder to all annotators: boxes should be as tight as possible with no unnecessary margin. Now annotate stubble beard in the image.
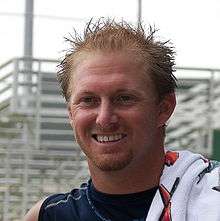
[74,131,133,172]
[90,150,134,171]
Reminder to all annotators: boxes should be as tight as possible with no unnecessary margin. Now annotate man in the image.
[25,19,220,221]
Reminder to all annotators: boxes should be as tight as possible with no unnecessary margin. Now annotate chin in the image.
[90,152,133,172]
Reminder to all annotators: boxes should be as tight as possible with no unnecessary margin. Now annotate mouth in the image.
[92,133,127,143]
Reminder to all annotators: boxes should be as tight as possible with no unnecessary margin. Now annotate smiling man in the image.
[25,19,220,221]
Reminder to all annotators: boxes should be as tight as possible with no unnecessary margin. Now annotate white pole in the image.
[21,124,30,217]
[24,0,34,96]
[137,0,142,27]
[24,0,34,59]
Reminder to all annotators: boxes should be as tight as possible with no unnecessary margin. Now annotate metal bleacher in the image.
[0,58,88,220]
[0,57,220,220]
[166,69,220,155]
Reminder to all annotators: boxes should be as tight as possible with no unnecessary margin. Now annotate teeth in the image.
[96,134,124,143]
[109,135,114,141]
[104,136,108,142]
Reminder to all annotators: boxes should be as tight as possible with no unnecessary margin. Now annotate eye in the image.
[115,94,136,105]
[80,96,99,107]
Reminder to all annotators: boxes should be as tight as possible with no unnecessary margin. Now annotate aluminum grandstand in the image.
[0,57,220,220]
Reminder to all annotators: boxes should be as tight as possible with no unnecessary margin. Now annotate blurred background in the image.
[0,0,220,220]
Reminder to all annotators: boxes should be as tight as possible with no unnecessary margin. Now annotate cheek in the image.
[72,109,96,132]
[129,107,159,130]
[136,104,158,118]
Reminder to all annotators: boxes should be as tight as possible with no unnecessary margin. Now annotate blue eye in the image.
[118,95,131,101]
[116,95,136,105]
[80,96,99,107]
[83,97,94,103]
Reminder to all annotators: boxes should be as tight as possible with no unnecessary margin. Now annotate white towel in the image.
[146,150,220,221]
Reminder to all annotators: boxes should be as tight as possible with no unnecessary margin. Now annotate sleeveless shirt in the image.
[39,180,157,221]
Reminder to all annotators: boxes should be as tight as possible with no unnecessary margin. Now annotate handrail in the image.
[176,66,220,73]
[0,71,13,82]
[0,59,13,70]
[16,56,59,63]
[2,57,220,72]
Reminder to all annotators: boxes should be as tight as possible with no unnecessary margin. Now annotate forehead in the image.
[75,51,141,73]
[71,52,154,94]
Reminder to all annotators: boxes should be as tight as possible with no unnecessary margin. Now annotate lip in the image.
[92,133,126,142]
[91,138,127,154]
[91,134,127,147]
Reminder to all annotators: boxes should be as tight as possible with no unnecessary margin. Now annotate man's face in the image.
[68,52,174,172]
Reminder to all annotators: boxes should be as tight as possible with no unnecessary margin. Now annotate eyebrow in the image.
[74,90,95,96]
[73,88,145,99]
[72,91,94,100]
[114,89,145,96]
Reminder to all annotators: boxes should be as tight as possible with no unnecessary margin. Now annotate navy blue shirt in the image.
[39,180,157,221]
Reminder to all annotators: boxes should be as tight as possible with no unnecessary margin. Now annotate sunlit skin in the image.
[68,51,176,194]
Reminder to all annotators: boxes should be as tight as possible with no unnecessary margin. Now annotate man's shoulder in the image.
[39,182,90,220]
[187,162,220,219]
[194,160,220,193]
[162,149,220,219]
[24,199,46,221]
[163,149,220,195]
[165,148,220,169]
[42,182,88,209]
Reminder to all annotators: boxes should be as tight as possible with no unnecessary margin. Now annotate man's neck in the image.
[88,147,165,194]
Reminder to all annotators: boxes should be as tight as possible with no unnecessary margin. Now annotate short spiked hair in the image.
[57,18,177,102]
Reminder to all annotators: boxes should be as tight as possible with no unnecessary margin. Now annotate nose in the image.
[95,100,119,129]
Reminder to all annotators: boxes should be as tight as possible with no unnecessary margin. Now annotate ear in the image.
[157,93,176,127]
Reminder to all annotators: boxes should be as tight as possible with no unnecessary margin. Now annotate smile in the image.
[92,134,127,143]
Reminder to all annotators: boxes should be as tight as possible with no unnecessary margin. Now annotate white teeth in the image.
[103,136,108,142]
[96,134,124,143]
[99,136,104,142]
[109,135,114,141]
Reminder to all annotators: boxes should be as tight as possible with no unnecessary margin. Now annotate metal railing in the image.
[166,67,220,155]
[0,57,220,220]
[0,58,88,220]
